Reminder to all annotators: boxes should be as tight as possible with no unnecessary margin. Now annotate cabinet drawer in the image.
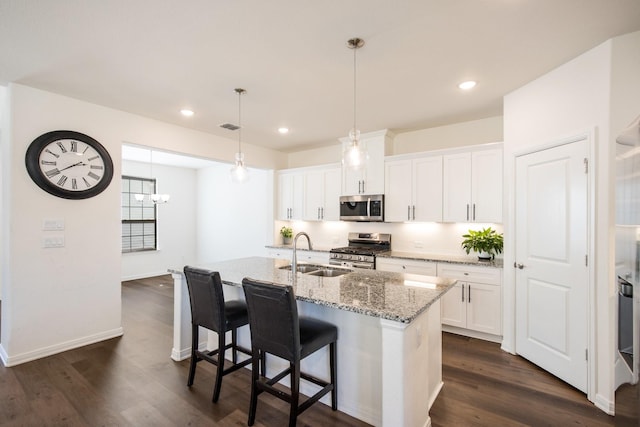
[436,263,501,285]
[376,258,437,276]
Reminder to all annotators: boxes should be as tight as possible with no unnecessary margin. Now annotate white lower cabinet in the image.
[437,264,502,337]
[375,257,437,276]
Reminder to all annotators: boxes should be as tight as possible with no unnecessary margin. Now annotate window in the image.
[122,176,157,252]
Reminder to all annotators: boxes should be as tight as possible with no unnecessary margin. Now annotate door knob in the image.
[514,262,525,269]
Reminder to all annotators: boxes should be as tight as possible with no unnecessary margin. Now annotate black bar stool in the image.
[183,266,253,402]
[242,278,338,427]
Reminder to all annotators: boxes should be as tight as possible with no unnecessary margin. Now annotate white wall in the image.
[392,116,503,154]
[0,85,6,299]
[0,83,284,366]
[285,116,504,169]
[121,159,198,280]
[196,165,273,263]
[503,30,640,414]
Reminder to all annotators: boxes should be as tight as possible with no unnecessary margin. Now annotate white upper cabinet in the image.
[443,148,502,223]
[341,130,393,196]
[385,155,443,222]
[303,166,341,221]
[278,171,304,220]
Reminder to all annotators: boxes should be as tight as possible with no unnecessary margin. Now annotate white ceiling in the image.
[2,0,640,153]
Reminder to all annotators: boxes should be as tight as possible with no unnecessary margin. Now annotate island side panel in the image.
[381,300,442,427]
[296,300,383,426]
[171,272,193,361]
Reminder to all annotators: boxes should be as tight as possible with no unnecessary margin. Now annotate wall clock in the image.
[25,130,114,199]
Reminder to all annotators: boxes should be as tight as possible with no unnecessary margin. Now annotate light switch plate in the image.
[43,219,65,231]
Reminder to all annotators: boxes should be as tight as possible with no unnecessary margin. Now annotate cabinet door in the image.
[278,173,304,220]
[466,282,502,335]
[376,258,437,275]
[303,171,324,221]
[442,152,472,222]
[441,283,466,328]
[384,159,413,222]
[278,173,293,220]
[363,139,385,194]
[413,155,443,222]
[322,168,342,221]
[342,166,365,196]
[471,149,503,223]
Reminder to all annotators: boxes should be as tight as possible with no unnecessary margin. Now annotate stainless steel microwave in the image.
[339,194,384,222]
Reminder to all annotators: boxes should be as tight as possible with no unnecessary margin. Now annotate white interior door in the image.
[515,138,589,393]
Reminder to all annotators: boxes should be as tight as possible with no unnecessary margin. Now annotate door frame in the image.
[503,129,596,403]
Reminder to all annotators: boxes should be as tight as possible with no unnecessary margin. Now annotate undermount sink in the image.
[306,268,351,277]
[278,264,352,277]
[279,264,321,273]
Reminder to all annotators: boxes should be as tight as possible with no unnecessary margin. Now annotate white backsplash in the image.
[274,220,504,259]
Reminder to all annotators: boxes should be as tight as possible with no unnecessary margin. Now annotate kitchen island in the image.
[169,257,456,427]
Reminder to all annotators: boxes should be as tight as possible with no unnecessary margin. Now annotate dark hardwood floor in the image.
[0,275,633,426]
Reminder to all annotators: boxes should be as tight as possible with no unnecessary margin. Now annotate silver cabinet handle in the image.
[412,205,416,220]
[461,284,465,302]
[318,207,320,220]
[361,180,365,194]
[466,204,470,221]
[473,203,476,221]
[468,285,471,303]
[321,207,324,219]
[408,205,411,220]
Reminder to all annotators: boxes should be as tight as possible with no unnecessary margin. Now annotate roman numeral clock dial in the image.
[25,130,114,199]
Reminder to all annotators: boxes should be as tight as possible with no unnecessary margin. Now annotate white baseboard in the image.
[594,393,614,415]
[1,327,124,367]
[121,271,171,281]
[442,325,502,344]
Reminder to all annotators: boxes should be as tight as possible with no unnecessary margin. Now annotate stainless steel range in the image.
[329,232,391,269]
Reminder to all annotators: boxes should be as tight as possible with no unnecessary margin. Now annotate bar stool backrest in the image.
[242,279,301,362]
[184,266,226,333]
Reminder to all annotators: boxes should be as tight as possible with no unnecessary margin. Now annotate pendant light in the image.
[135,149,170,203]
[230,88,249,183]
[343,37,367,170]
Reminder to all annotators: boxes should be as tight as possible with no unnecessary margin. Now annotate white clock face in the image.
[38,138,107,191]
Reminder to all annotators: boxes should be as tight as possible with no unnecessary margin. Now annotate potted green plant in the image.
[280,226,293,245]
[461,227,503,260]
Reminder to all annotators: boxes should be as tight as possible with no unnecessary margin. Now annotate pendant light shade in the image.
[135,149,170,204]
[342,37,367,170]
[230,88,249,183]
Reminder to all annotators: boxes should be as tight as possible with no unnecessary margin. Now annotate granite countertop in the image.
[171,256,456,324]
[377,251,504,268]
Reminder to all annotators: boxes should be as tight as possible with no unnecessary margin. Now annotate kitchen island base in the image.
[170,258,451,427]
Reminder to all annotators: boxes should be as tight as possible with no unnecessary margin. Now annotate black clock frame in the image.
[25,130,114,200]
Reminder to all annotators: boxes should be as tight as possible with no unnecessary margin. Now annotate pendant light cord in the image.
[237,89,242,154]
[353,43,357,135]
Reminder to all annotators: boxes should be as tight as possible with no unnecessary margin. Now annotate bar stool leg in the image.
[289,361,300,427]
[187,325,199,387]
[330,341,337,410]
[212,331,225,402]
[248,350,260,426]
[231,328,238,364]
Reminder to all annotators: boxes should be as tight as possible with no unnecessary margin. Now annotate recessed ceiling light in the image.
[180,109,194,117]
[278,127,289,134]
[458,81,477,90]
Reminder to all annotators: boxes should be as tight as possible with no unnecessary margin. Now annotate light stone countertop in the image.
[377,251,504,268]
[171,256,456,324]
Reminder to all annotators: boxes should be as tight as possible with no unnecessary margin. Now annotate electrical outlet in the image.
[43,236,65,248]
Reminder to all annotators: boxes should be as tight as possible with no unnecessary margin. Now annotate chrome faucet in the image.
[292,232,313,278]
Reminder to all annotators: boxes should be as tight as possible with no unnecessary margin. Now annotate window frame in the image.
[121,175,158,253]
